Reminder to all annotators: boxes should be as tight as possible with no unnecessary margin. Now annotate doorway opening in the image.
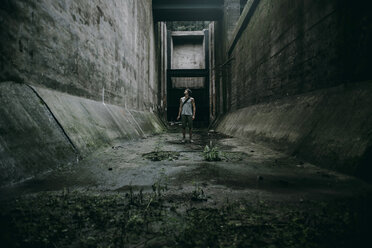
[166,28,210,127]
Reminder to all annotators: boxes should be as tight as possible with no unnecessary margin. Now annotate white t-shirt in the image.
[181,97,193,116]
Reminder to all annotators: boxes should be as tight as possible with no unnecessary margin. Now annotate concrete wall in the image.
[34,86,164,155]
[0,0,165,186]
[172,42,204,69]
[216,0,372,180]
[227,0,372,110]
[0,82,164,186]
[172,77,205,89]
[171,32,205,69]
[0,82,77,186]
[156,22,168,121]
[0,0,158,109]
[211,0,241,117]
[217,81,372,180]
[222,0,241,52]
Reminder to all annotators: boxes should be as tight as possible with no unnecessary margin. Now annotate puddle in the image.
[169,161,365,196]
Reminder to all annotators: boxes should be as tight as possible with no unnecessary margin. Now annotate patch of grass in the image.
[191,182,207,201]
[0,190,369,248]
[151,168,169,200]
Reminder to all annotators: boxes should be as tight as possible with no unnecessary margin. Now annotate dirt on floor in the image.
[1,128,372,247]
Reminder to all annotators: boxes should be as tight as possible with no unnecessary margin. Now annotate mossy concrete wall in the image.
[216,0,372,180]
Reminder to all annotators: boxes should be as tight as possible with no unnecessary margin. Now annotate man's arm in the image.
[177,98,182,120]
[192,98,196,120]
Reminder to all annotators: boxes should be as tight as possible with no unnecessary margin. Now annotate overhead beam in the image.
[168,69,209,77]
[153,0,224,21]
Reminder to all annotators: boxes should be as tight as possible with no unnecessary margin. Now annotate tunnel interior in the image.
[1,0,372,247]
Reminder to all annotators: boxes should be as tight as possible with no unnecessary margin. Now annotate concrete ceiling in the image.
[153,0,224,21]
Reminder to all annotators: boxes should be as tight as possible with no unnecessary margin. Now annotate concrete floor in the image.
[1,128,370,204]
[2,128,372,247]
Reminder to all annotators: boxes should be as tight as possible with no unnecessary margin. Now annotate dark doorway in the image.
[167,76,210,128]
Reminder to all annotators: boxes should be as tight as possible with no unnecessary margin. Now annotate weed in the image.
[0,186,369,248]
[151,168,169,200]
[191,182,207,201]
[203,145,222,161]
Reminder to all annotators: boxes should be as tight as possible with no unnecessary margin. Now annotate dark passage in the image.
[1,0,372,247]
[166,29,210,127]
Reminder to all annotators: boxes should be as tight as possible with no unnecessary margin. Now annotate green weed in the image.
[203,145,221,161]
[191,181,207,201]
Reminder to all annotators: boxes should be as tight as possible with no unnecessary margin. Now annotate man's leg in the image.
[181,115,186,142]
[188,115,193,142]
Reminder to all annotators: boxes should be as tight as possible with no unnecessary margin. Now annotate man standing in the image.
[177,88,196,143]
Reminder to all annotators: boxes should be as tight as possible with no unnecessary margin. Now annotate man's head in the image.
[184,88,192,96]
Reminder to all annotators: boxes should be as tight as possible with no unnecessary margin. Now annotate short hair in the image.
[186,88,192,95]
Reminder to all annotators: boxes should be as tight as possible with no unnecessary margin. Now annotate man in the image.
[177,88,196,143]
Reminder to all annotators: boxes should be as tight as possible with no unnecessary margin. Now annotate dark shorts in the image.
[181,115,193,129]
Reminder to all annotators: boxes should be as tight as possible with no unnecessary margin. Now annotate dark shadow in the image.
[357,145,372,183]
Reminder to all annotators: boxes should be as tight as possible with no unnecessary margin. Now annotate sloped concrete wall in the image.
[216,81,372,181]
[0,82,77,186]
[0,82,165,186]
[34,86,164,155]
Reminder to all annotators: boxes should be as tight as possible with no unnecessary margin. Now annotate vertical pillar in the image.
[209,22,216,122]
[166,30,172,121]
[222,0,240,113]
[204,29,210,126]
